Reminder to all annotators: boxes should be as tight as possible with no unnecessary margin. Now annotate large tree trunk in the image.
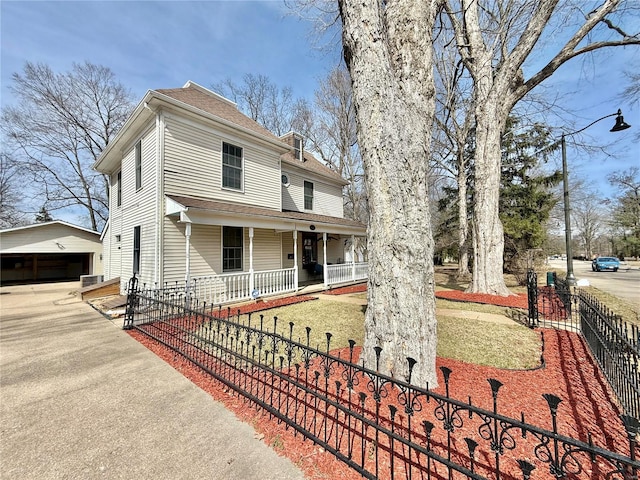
[456,153,470,279]
[468,101,512,295]
[339,0,439,387]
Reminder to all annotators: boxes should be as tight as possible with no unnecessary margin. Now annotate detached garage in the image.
[0,221,103,285]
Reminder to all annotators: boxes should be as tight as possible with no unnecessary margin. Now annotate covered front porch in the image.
[166,195,367,305]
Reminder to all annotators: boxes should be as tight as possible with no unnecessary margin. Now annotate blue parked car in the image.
[591,257,620,272]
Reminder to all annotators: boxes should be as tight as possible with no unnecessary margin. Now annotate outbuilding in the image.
[0,221,103,285]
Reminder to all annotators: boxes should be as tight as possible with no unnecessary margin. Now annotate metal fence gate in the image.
[527,270,640,420]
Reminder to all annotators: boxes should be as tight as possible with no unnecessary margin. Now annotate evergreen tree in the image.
[499,118,561,274]
[35,206,53,223]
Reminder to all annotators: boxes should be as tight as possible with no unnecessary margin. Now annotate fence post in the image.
[123,274,138,330]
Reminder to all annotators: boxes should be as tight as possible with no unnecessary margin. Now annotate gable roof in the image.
[95,81,347,186]
[0,220,99,236]
[156,82,278,142]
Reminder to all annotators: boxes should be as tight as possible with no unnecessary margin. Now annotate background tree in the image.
[213,73,310,136]
[570,185,607,259]
[303,66,367,223]
[0,151,28,228]
[431,36,475,279]
[443,0,640,295]
[339,0,440,386]
[608,168,640,258]
[1,61,135,231]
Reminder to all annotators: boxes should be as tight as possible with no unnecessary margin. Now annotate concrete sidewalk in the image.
[0,282,305,480]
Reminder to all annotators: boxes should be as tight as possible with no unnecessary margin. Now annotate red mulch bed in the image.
[129,290,632,479]
[212,295,317,318]
[325,283,367,295]
[435,289,529,309]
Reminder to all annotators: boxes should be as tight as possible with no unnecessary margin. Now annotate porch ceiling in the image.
[165,194,367,236]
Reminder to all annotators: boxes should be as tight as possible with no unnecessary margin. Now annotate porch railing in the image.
[254,267,296,297]
[188,268,297,305]
[325,262,368,287]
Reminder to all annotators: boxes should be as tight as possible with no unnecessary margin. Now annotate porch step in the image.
[78,277,121,301]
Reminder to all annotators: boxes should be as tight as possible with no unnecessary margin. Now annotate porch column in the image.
[351,235,356,282]
[185,222,192,288]
[249,227,255,294]
[323,232,328,289]
[293,229,298,289]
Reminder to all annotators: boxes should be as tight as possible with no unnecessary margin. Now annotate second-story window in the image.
[304,181,314,210]
[135,140,142,190]
[116,171,122,206]
[222,142,243,190]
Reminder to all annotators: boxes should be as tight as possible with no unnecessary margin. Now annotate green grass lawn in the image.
[241,298,541,370]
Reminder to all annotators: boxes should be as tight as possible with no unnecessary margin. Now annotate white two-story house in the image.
[94,81,367,304]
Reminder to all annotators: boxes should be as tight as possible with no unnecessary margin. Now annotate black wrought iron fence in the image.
[125,276,639,480]
[527,270,640,422]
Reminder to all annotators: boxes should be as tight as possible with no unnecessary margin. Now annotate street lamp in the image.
[561,109,631,285]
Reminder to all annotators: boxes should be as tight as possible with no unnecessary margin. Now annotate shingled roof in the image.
[167,194,366,230]
[156,82,277,141]
[156,82,345,185]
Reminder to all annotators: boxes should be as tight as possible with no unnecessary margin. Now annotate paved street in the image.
[0,282,305,480]
[546,258,640,310]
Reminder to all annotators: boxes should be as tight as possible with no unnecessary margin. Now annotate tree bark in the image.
[468,101,512,295]
[456,151,470,279]
[339,0,439,387]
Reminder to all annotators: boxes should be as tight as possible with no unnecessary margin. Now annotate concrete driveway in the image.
[0,282,305,480]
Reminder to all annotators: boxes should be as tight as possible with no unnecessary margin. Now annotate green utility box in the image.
[546,271,555,287]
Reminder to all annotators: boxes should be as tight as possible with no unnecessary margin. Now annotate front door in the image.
[302,232,318,275]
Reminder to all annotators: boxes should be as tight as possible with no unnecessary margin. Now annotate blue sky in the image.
[1,0,638,225]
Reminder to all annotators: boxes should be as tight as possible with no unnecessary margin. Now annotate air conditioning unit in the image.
[80,274,104,288]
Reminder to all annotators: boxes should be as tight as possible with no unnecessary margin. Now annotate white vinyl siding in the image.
[281,232,294,268]
[281,169,344,217]
[106,173,123,280]
[161,223,282,285]
[250,228,282,272]
[117,125,157,287]
[163,116,280,210]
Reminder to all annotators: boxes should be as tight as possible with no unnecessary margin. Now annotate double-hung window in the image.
[222,142,243,190]
[135,140,142,190]
[133,226,141,274]
[304,181,314,210]
[116,171,122,207]
[222,226,243,271]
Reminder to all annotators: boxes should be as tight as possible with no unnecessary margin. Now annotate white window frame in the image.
[222,142,243,191]
[304,180,314,210]
[135,140,142,191]
[222,226,243,272]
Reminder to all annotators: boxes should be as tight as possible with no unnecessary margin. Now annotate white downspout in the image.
[323,232,328,289]
[185,222,192,288]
